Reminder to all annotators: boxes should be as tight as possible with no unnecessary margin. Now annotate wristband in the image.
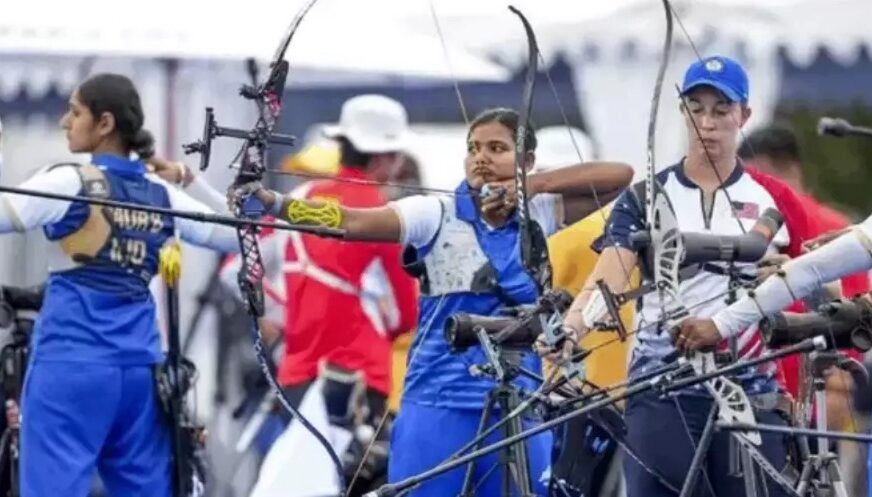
[286,199,342,228]
[270,192,286,217]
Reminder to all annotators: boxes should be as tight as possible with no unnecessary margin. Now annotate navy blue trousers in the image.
[624,389,793,497]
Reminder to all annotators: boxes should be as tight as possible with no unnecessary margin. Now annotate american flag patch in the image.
[731,201,759,220]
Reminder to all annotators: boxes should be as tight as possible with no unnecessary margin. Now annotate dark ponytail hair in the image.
[467,107,537,152]
[76,73,155,160]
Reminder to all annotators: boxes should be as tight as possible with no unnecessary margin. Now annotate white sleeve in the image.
[387,195,443,248]
[712,219,872,338]
[529,192,564,237]
[159,177,239,253]
[184,176,230,215]
[0,165,81,232]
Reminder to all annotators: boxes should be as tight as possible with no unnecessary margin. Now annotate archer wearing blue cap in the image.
[559,54,811,497]
[682,55,749,103]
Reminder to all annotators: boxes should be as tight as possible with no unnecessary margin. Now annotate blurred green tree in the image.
[773,104,872,221]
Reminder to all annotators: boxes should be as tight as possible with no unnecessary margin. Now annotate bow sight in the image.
[182,106,296,174]
[444,289,575,352]
[183,54,297,176]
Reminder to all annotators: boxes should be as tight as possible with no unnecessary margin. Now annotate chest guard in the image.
[403,198,544,305]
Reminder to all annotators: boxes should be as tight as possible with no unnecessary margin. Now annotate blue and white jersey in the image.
[0,154,238,365]
[390,181,562,409]
[600,160,789,392]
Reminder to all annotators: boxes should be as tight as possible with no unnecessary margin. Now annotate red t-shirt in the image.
[278,167,418,395]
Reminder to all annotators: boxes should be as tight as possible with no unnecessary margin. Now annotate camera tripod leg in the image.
[825,457,849,497]
[795,455,815,496]
[679,403,718,497]
[458,394,497,497]
[499,388,536,497]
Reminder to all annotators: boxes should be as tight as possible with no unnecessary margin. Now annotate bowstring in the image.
[427,0,469,125]
[539,57,647,331]
[534,9,699,491]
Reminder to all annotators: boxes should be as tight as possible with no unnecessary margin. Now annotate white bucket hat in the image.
[533,126,597,172]
[323,94,411,154]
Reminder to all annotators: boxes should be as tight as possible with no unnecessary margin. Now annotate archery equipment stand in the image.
[794,351,850,497]
[459,331,539,497]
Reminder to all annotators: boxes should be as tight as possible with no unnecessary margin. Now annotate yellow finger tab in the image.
[286,199,342,228]
[159,240,183,288]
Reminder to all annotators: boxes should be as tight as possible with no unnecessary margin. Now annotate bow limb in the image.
[507,6,548,291]
[221,0,348,491]
[647,0,759,449]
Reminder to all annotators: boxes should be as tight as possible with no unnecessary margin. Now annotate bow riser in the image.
[183,0,348,490]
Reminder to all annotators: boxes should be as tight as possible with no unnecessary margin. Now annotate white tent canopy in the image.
[404,0,872,176]
[0,0,511,90]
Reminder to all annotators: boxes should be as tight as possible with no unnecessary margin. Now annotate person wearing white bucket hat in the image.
[324,94,411,154]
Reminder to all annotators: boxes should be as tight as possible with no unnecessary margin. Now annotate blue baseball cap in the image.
[681,55,749,103]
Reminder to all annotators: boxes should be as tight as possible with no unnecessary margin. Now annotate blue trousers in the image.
[388,401,552,497]
[624,389,792,497]
[20,361,171,497]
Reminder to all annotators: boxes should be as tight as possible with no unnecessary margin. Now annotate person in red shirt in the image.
[738,123,868,430]
[221,94,418,436]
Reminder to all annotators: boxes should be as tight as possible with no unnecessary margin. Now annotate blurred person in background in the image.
[280,138,421,416]
[221,94,418,496]
[739,124,868,425]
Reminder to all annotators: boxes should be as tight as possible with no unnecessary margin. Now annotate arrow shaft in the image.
[0,184,345,238]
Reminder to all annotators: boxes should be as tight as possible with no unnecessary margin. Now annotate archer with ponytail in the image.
[0,73,240,497]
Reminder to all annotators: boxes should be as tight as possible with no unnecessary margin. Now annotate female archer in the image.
[1,73,239,497]
[232,106,633,496]
[558,56,809,497]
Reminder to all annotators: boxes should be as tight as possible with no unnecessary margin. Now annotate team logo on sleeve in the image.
[84,179,109,198]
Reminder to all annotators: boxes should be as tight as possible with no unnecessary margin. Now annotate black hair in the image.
[76,73,155,160]
[337,137,373,169]
[738,124,801,164]
[467,107,537,152]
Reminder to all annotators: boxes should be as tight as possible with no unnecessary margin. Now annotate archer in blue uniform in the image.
[233,107,633,496]
[0,73,239,497]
